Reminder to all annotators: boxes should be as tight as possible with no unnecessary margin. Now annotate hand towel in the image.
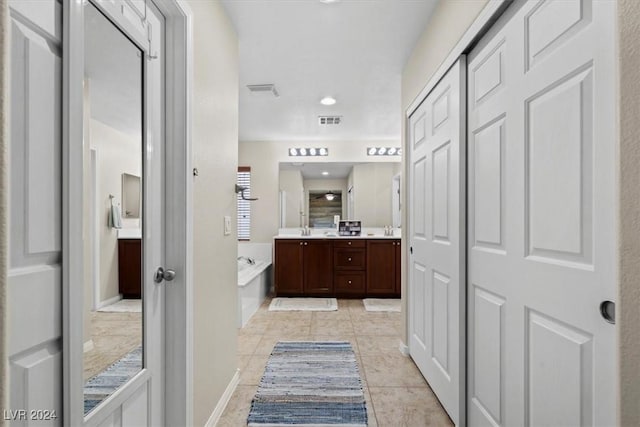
[110,203,122,229]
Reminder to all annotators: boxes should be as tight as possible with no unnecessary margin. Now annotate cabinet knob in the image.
[299,242,303,245]
[304,242,308,245]
[348,257,352,262]
[348,280,352,284]
[348,241,352,245]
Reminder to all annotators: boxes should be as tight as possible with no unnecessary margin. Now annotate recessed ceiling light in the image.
[322,171,329,176]
[320,96,337,106]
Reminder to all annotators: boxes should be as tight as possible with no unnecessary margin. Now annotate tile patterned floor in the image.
[218,298,453,426]
[83,311,142,381]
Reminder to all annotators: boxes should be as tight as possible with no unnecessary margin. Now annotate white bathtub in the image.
[237,243,272,327]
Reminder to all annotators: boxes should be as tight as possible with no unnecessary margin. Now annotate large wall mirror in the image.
[82,2,144,415]
[279,162,401,228]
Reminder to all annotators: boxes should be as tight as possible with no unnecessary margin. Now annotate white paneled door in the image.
[467,0,616,426]
[8,1,64,423]
[408,58,466,426]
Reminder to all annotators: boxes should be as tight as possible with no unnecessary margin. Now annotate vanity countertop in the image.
[274,234,400,240]
[117,228,142,239]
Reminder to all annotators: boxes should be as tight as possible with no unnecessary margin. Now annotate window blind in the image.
[237,167,251,240]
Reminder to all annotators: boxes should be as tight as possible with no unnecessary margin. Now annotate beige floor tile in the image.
[239,354,270,386]
[268,311,314,321]
[310,318,355,335]
[352,317,399,336]
[237,355,251,371]
[312,310,351,321]
[217,385,257,427]
[368,387,453,427]
[363,387,378,427]
[264,319,311,336]
[237,334,262,355]
[356,335,403,356]
[239,317,271,335]
[361,354,428,387]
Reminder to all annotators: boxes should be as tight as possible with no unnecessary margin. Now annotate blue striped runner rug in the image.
[248,341,367,426]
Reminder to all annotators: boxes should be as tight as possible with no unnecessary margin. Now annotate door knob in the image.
[155,267,176,283]
[600,300,615,324]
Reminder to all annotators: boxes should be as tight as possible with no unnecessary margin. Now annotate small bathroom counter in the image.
[117,228,142,239]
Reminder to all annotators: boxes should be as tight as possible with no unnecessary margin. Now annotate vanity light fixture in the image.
[367,147,402,156]
[288,147,329,157]
[320,96,337,106]
[325,193,336,201]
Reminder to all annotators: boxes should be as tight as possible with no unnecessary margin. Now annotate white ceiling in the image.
[280,162,356,179]
[222,0,438,142]
[84,3,142,137]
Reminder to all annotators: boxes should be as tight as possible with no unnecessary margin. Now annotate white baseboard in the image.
[97,294,122,310]
[83,339,95,353]
[204,369,240,427]
[398,342,410,356]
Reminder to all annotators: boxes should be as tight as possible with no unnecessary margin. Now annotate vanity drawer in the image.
[334,248,366,270]
[333,239,366,248]
[334,272,366,295]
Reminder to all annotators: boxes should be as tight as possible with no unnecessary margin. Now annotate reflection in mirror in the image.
[309,190,342,228]
[122,173,141,218]
[279,162,401,228]
[83,2,143,415]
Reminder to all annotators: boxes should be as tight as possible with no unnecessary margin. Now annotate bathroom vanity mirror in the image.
[279,161,401,228]
[82,2,143,415]
[122,173,141,218]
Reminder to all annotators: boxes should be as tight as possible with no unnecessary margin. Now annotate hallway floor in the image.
[218,298,452,426]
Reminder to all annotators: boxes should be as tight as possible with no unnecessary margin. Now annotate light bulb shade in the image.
[325,193,335,201]
[367,146,402,156]
[288,147,329,157]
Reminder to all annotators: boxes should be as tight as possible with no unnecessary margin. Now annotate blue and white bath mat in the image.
[248,341,367,426]
[83,346,142,414]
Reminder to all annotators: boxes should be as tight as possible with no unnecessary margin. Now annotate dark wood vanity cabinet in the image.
[118,238,142,298]
[274,240,305,295]
[366,239,401,297]
[303,240,334,295]
[334,240,366,296]
[274,238,400,298]
[274,239,333,296]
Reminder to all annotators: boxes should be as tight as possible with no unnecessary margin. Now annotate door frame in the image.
[62,0,194,425]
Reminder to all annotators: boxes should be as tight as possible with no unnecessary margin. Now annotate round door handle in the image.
[154,267,176,284]
[600,300,615,324]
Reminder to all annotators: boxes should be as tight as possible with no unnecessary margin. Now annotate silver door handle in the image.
[155,267,176,283]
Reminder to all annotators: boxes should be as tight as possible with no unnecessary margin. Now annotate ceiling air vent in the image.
[246,84,279,97]
[318,116,342,125]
